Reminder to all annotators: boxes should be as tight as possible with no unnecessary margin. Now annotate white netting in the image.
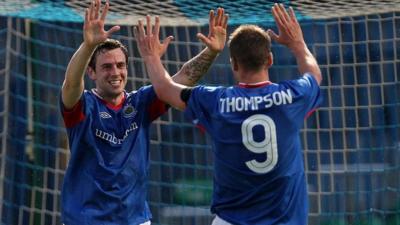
[290,0,400,19]
[0,0,399,25]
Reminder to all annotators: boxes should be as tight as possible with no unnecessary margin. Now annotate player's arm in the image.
[62,0,120,109]
[133,15,190,111]
[268,3,322,85]
[172,8,228,86]
[141,55,187,111]
[134,9,228,110]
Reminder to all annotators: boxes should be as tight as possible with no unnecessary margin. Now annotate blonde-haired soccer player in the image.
[135,4,322,225]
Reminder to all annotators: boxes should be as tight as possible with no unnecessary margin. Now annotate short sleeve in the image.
[184,85,223,131]
[285,73,323,114]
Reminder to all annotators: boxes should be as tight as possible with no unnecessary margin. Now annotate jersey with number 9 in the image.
[184,73,322,225]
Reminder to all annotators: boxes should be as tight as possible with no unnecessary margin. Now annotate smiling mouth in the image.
[109,80,122,87]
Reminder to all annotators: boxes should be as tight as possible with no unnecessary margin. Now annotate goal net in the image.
[0,1,399,225]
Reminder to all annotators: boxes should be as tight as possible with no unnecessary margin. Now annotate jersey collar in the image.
[91,89,126,110]
[237,80,272,88]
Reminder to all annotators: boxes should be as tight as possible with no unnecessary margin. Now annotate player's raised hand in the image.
[267,3,304,50]
[83,0,120,47]
[133,15,174,59]
[197,8,228,53]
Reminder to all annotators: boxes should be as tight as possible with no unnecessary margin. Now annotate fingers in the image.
[133,26,145,56]
[222,13,229,29]
[89,1,95,20]
[135,16,159,39]
[94,0,100,20]
[100,0,110,21]
[137,19,146,38]
[196,33,210,46]
[146,15,152,37]
[88,0,108,21]
[208,8,228,34]
[161,36,174,52]
[273,3,296,26]
[133,23,145,54]
[162,36,174,46]
[208,9,215,34]
[288,7,299,25]
[213,8,228,28]
[267,29,278,42]
[216,8,224,26]
[271,4,284,28]
[106,25,120,36]
[134,16,172,58]
[84,8,89,24]
[270,4,303,46]
[277,3,290,24]
[88,0,100,21]
[133,26,139,39]
[154,16,160,38]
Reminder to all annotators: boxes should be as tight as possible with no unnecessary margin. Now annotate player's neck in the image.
[237,70,270,85]
[92,88,125,106]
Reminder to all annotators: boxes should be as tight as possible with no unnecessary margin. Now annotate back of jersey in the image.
[184,74,322,225]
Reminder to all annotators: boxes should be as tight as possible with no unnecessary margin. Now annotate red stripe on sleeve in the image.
[305,109,316,119]
[62,100,85,128]
[148,98,168,122]
[195,124,206,134]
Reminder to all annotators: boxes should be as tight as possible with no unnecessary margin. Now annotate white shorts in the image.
[211,215,232,225]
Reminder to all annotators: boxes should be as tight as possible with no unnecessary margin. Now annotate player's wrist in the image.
[206,47,221,57]
[288,41,308,56]
[142,54,161,62]
[81,41,98,51]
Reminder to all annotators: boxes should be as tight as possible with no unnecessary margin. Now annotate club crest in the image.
[123,104,137,118]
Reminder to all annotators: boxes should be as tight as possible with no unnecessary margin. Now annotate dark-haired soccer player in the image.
[59,0,228,224]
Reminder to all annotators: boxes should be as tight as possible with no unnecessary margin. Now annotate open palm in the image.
[268,4,304,49]
[83,0,120,47]
[134,15,174,59]
[197,8,229,53]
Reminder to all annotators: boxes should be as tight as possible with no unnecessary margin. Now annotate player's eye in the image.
[102,64,113,70]
[117,62,127,69]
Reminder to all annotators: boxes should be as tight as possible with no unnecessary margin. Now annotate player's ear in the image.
[87,66,96,80]
[266,52,273,68]
[231,57,239,71]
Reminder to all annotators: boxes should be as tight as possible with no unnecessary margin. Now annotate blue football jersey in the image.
[184,74,322,225]
[60,86,167,225]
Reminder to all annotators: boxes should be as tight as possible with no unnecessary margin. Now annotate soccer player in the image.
[135,3,322,225]
[59,0,228,224]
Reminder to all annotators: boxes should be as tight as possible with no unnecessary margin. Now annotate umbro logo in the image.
[99,111,112,119]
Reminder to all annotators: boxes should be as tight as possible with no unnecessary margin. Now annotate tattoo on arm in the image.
[180,49,217,84]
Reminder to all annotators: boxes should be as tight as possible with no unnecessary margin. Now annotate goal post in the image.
[0,1,399,225]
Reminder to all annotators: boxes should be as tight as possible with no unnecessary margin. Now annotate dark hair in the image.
[88,39,129,70]
[228,25,271,71]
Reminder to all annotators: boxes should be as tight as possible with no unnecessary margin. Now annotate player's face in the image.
[91,48,128,100]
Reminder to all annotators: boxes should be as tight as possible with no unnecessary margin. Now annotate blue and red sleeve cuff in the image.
[62,100,85,128]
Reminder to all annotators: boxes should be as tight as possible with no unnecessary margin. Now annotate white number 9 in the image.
[241,114,278,174]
